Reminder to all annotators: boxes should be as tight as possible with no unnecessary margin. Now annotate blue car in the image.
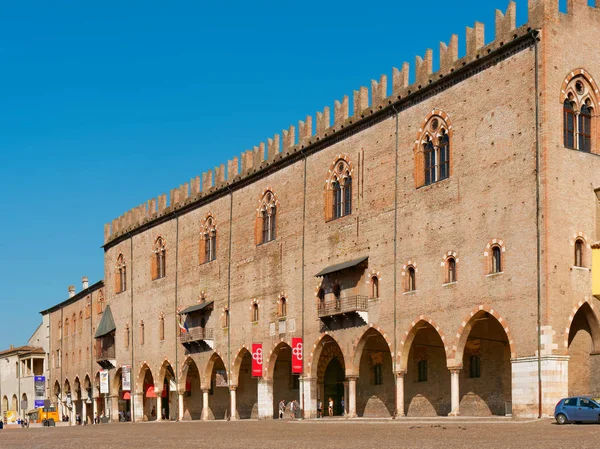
[555,397,600,424]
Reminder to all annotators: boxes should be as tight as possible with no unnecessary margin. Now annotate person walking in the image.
[317,399,322,418]
[328,397,333,417]
[278,399,285,419]
[340,397,345,416]
[289,400,296,419]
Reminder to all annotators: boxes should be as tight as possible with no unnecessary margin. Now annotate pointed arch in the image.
[231,346,252,386]
[306,333,347,380]
[560,69,599,154]
[350,326,393,376]
[414,110,453,187]
[565,300,600,352]
[255,189,278,245]
[324,155,354,221]
[399,317,449,372]
[265,341,292,381]
[202,352,228,389]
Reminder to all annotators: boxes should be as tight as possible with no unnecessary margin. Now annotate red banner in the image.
[252,343,263,377]
[292,338,303,374]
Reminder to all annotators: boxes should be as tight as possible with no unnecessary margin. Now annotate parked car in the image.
[555,397,600,424]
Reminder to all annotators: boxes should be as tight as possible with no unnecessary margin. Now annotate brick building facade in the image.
[41,0,600,423]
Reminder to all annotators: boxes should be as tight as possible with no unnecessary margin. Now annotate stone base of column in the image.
[257,380,274,420]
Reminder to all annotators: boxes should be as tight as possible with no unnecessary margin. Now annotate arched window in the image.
[278,297,287,318]
[407,267,416,292]
[64,319,69,337]
[201,216,217,264]
[223,308,230,328]
[140,321,145,345]
[256,191,277,244]
[79,311,83,332]
[491,246,502,274]
[252,303,259,322]
[124,324,130,349]
[152,237,166,280]
[327,159,353,220]
[72,314,76,336]
[371,276,379,299]
[446,257,457,283]
[575,239,585,267]
[116,254,126,293]
[417,114,452,187]
[562,74,597,153]
[158,313,165,341]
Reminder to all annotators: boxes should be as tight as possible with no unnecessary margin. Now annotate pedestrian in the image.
[278,399,285,419]
[340,396,345,416]
[328,397,333,416]
[151,406,156,419]
[317,399,322,418]
[289,400,296,419]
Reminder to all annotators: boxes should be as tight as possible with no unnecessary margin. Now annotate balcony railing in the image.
[95,345,115,361]
[318,295,369,318]
[179,327,214,344]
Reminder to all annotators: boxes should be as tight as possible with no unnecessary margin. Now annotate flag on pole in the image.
[178,315,189,333]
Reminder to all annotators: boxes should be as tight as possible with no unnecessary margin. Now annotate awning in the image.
[179,300,214,315]
[94,305,116,338]
[315,256,368,278]
[144,384,157,398]
[121,391,131,400]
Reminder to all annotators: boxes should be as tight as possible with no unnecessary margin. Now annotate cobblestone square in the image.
[1,419,598,449]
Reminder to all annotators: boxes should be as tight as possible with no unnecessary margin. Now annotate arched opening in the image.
[73,377,82,421]
[205,353,229,420]
[232,348,258,419]
[12,394,18,412]
[159,362,177,420]
[112,368,131,421]
[456,311,512,416]
[21,393,28,418]
[312,335,346,417]
[139,364,157,421]
[567,303,600,397]
[1,395,8,413]
[63,379,72,420]
[403,321,449,416]
[354,328,394,417]
[93,372,105,419]
[268,342,297,419]
[83,375,92,424]
[181,357,203,420]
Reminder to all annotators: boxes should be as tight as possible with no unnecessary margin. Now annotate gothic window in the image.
[491,246,502,274]
[326,159,353,220]
[446,257,457,283]
[407,266,416,292]
[416,114,452,187]
[252,303,259,323]
[562,74,597,153]
[152,237,166,280]
[371,276,379,299]
[223,308,230,328]
[575,238,585,267]
[96,294,104,315]
[256,191,277,245]
[115,254,126,293]
[200,216,217,264]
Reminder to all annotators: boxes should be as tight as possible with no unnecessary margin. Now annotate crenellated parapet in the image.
[104,0,600,245]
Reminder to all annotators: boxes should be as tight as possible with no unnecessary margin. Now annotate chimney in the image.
[82,276,89,290]
[10,344,13,349]
[68,285,76,298]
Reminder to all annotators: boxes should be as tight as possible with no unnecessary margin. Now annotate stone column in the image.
[110,395,119,422]
[201,389,211,421]
[347,377,358,418]
[257,379,274,419]
[230,386,238,421]
[104,395,109,421]
[342,381,349,417]
[449,368,461,416]
[133,393,144,422]
[301,377,317,419]
[81,399,87,424]
[395,371,406,417]
[92,397,99,423]
[178,391,185,421]
[156,392,163,421]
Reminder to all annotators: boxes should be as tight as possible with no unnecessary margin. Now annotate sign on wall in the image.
[34,375,46,408]
[292,337,303,374]
[100,369,109,394]
[122,366,131,392]
[252,343,263,377]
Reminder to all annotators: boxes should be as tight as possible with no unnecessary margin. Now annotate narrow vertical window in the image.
[140,321,145,345]
[374,364,383,385]
[564,99,576,149]
[224,309,230,328]
[417,360,428,382]
[124,324,130,349]
[344,176,352,216]
[257,191,277,244]
[447,257,456,283]
[424,139,435,186]
[579,104,592,152]
[470,355,481,378]
[279,297,287,318]
[159,314,165,341]
[252,303,259,322]
[439,133,450,180]
[332,180,342,219]
[116,254,126,293]
[407,267,416,292]
[491,246,502,274]
[153,237,166,279]
[269,207,276,241]
[371,276,379,299]
[575,239,584,267]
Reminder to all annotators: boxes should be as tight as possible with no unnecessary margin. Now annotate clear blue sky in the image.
[0,0,562,346]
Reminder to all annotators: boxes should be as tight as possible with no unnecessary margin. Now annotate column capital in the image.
[448,367,462,374]
[345,376,359,382]
[177,389,186,395]
[396,370,407,378]
[229,385,238,392]
[202,388,211,394]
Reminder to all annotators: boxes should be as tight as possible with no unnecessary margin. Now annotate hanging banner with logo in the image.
[100,369,109,394]
[251,343,263,377]
[291,337,303,374]
[122,365,131,392]
[34,375,46,407]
